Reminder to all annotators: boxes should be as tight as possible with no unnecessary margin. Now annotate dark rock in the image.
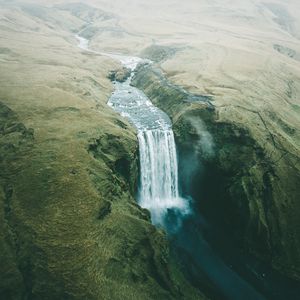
[108,67,131,83]
[97,200,111,220]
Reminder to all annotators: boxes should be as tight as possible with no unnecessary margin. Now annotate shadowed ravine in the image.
[77,34,267,299]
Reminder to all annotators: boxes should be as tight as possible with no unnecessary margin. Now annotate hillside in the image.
[1,0,300,299]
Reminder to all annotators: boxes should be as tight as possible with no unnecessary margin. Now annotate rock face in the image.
[132,64,300,285]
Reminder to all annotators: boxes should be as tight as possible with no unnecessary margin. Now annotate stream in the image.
[76,34,267,300]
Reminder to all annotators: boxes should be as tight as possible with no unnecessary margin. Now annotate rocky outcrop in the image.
[140,45,178,63]
[108,67,131,83]
[132,64,300,286]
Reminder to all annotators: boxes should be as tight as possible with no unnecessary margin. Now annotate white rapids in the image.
[76,34,190,226]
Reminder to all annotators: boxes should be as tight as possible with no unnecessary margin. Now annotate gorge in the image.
[77,33,298,299]
[1,1,300,299]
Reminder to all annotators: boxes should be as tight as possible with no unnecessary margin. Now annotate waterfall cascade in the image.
[138,129,187,224]
[105,57,189,226]
[76,34,189,225]
[108,70,190,226]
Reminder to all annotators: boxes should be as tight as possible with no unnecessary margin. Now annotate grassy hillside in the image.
[0,2,204,299]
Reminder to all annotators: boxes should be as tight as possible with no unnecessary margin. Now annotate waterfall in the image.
[138,130,179,202]
[138,129,188,225]
[76,34,190,227]
[106,65,190,227]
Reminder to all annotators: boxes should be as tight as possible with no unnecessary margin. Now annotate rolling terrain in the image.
[1,0,300,299]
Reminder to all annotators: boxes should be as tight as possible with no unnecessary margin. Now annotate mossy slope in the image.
[0,2,205,299]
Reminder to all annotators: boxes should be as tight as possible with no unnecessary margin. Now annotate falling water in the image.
[138,130,179,205]
[138,129,189,225]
